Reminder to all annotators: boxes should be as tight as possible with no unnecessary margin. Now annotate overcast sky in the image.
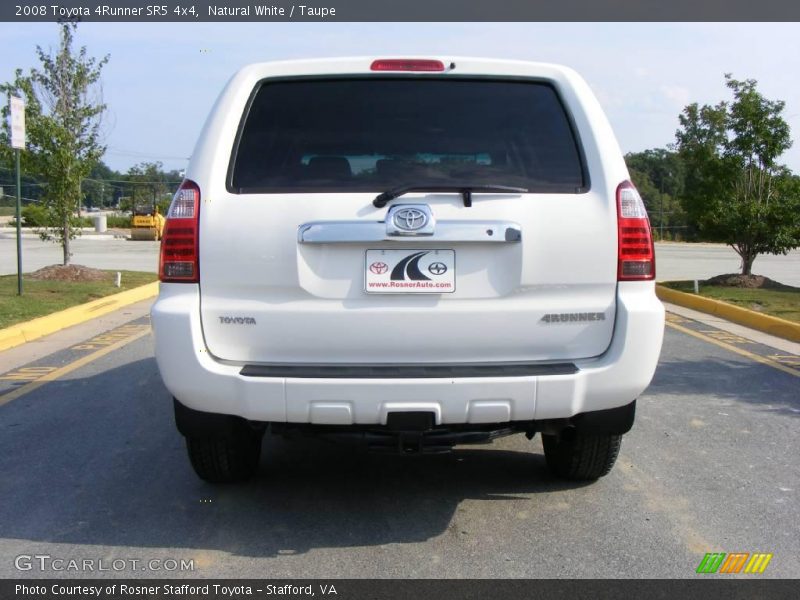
[2,22,800,174]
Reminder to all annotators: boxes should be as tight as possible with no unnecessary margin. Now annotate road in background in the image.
[0,306,797,578]
[0,234,159,275]
[655,244,800,286]
[1,236,798,286]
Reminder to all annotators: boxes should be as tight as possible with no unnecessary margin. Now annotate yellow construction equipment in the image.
[130,202,165,241]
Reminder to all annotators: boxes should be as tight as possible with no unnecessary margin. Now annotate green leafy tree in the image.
[126,161,168,212]
[675,75,800,275]
[626,149,688,240]
[0,23,108,265]
[627,166,660,220]
[626,148,685,198]
[124,161,182,214]
[83,160,117,208]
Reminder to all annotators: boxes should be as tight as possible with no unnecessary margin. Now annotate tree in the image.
[0,23,108,265]
[626,149,688,239]
[83,160,117,208]
[626,148,685,200]
[126,161,170,211]
[675,75,800,275]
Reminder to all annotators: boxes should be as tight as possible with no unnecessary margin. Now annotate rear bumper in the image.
[151,282,664,426]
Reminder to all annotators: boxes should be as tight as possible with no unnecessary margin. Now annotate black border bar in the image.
[3,0,800,22]
[3,579,798,600]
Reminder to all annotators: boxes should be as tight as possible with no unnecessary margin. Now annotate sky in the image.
[2,22,800,174]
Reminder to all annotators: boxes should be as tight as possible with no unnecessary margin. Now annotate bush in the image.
[9,206,102,229]
[21,204,51,227]
[106,215,131,228]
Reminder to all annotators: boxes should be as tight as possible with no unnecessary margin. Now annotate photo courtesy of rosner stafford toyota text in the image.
[0,0,798,598]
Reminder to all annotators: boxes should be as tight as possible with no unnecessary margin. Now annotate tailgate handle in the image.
[298,220,521,244]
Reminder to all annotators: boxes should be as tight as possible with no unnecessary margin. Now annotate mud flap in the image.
[571,400,636,435]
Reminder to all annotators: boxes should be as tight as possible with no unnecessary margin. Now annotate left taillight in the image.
[159,179,200,283]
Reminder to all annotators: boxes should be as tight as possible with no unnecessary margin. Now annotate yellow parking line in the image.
[0,327,151,407]
[666,321,800,378]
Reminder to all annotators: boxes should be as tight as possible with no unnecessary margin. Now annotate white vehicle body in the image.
[151,57,664,482]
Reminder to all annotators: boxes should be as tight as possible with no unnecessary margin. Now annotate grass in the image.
[662,280,800,324]
[0,206,17,217]
[0,270,157,329]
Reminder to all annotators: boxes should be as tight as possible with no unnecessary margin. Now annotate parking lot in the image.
[0,297,797,578]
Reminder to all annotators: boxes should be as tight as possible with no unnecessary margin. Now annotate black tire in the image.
[186,428,262,483]
[542,429,622,480]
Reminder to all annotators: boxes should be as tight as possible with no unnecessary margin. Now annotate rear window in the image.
[230,78,586,194]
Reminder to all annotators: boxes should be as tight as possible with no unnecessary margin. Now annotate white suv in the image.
[152,57,665,483]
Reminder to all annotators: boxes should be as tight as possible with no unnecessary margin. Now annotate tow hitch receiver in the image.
[386,412,436,453]
[386,412,435,432]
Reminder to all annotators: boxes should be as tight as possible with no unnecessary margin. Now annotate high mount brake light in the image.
[159,180,200,283]
[370,59,446,72]
[616,180,655,281]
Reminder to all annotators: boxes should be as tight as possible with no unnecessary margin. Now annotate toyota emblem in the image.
[369,261,388,274]
[393,208,428,231]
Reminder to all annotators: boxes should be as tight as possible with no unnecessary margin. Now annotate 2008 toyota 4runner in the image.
[151,57,665,483]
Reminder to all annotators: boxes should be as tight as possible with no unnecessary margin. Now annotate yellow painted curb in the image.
[0,281,159,352]
[656,285,800,343]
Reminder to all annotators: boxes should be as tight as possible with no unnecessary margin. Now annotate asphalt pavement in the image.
[0,304,797,578]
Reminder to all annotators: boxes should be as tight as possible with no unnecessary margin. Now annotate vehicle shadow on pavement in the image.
[0,357,591,559]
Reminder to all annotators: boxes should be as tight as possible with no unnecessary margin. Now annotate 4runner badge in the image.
[540,312,606,324]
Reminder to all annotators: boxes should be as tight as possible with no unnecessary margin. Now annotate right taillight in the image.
[616,180,655,281]
[159,179,200,283]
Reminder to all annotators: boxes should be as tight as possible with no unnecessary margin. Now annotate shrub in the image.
[21,204,51,227]
[106,215,131,228]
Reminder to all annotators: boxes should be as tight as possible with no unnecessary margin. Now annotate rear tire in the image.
[542,429,622,480]
[186,428,263,483]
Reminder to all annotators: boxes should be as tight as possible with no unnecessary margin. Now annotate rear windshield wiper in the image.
[373,185,528,208]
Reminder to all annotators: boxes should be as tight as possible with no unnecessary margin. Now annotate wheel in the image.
[542,429,622,480]
[186,428,263,483]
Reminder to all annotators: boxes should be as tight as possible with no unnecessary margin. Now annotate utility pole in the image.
[659,170,671,242]
[659,178,664,242]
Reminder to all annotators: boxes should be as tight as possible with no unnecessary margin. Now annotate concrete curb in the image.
[0,281,158,352]
[656,285,800,343]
